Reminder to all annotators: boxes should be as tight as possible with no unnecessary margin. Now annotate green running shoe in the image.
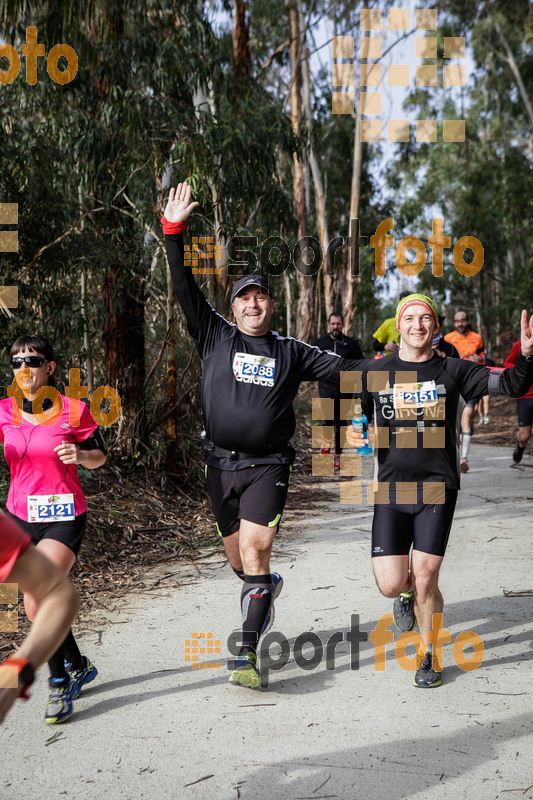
[229,650,261,689]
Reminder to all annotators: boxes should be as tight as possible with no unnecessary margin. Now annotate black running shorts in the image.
[371,487,458,558]
[465,398,480,409]
[4,510,87,556]
[517,398,533,427]
[206,463,292,537]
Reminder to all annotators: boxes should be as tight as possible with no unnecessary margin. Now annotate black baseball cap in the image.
[231,275,272,303]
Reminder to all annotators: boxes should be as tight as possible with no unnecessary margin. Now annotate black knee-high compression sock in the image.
[61,629,83,670]
[48,629,82,678]
[240,574,273,652]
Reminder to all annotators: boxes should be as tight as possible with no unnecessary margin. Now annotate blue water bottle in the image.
[352,402,372,455]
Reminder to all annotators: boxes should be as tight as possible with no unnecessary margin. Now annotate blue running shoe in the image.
[261,573,283,636]
[68,656,98,699]
[229,650,261,689]
[45,676,76,724]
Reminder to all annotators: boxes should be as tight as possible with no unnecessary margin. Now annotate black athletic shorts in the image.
[206,463,292,537]
[517,398,533,427]
[4,510,87,556]
[371,487,458,558]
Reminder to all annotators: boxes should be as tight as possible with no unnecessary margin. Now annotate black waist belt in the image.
[212,445,284,461]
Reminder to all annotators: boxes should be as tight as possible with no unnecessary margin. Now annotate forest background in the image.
[0,0,532,501]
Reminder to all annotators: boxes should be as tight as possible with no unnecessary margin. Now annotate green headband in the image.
[395,293,438,331]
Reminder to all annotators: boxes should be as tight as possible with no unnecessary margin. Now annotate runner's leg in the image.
[238,519,276,649]
[461,405,474,456]
[24,540,80,680]
[372,555,410,598]
[513,399,533,461]
[518,423,531,447]
[222,532,243,573]
[410,550,444,649]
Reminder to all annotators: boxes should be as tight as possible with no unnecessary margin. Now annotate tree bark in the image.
[297,0,333,325]
[493,16,533,131]
[288,0,313,341]
[102,214,146,454]
[232,0,252,82]
[96,5,145,455]
[343,2,366,334]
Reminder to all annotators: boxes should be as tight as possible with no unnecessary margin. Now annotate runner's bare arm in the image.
[0,548,79,724]
[54,441,106,468]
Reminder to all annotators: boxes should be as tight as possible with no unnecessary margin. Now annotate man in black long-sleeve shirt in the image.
[162,182,363,689]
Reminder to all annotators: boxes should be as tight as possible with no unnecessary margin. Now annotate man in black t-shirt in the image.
[316,312,364,468]
[162,183,364,690]
[347,293,533,689]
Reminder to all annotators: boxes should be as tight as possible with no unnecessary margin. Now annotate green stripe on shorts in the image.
[268,513,282,528]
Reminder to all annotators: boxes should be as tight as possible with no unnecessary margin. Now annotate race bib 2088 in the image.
[233,353,276,387]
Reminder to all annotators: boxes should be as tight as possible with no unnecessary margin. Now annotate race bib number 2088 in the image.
[233,353,276,387]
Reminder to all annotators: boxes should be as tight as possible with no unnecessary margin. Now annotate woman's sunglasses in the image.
[10,356,48,369]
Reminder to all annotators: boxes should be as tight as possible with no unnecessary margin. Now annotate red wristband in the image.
[0,657,35,700]
[161,216,186,235]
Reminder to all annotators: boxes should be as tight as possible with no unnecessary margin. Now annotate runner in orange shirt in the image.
[444,310,485,472]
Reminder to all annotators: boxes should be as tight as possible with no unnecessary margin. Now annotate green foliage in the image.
[385,5,533,352]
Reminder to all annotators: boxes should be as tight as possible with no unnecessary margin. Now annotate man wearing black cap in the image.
[161,182,362,689]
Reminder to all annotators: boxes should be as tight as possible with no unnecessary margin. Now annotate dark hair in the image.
[399,290,411,300]
[10,335,58,388]
[328,311,344,323]
[454,309,470,320]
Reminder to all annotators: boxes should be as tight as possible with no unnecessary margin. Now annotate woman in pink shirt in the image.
[0,335,107,724]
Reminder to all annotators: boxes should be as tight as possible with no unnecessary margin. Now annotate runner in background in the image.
[504,340,533,463]
[476,353,494,424]
[444,310,485,472]
[0,335,107,723]
[432,316,459,358]
[372,291,411,357]
[316,312,364,469]
[0,513,79,725]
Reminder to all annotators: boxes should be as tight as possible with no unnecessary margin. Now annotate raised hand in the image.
[164,182,199,224]
[520,309,533,357]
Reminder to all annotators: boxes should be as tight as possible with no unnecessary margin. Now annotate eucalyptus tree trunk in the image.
[288,0,313,341]
[342,0,366,334]
[96,6,145,455]
[297,0,333,325]
[79,186,94,393]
